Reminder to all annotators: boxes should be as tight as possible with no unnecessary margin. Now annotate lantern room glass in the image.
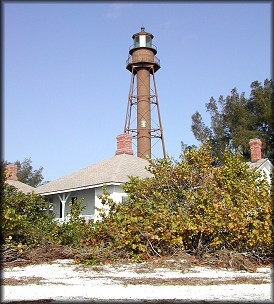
[146,36,152,47]
[134,36,140,47]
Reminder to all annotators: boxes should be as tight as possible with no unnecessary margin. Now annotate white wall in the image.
[52,188,96,219]
[51,184,126,221]
[258,164,272,185]
[94,185,126,221]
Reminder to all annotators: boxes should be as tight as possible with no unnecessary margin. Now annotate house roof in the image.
[6,180,36,194]
[36,154,152,195]
[246,158,273,171]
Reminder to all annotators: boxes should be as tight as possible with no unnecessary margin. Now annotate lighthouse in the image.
[124,27,166,159]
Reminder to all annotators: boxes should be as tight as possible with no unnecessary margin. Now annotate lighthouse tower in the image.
[124,27,166,159]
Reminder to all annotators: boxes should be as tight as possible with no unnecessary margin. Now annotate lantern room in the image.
[129,26,157,55]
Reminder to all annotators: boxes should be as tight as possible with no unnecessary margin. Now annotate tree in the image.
[14,158,45,187]
[181,141,197,155]
[191,79,273,163]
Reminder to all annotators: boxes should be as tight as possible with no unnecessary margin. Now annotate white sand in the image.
[2,259,273,302]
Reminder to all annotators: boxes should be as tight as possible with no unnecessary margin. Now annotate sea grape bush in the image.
[2,142,272,264]
[49,198,88,246]
[2,183,54,246]
[1,181,88,249]
[81,142,272,263]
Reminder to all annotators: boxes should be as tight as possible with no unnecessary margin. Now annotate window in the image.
[146,36,152,47]
[141,118,146,128]
[121,196,127,203]
[71,197,77,204]
[44,197,53,213]
[134,36,140,47]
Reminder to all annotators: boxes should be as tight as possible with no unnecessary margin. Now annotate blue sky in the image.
[4,2,272,182]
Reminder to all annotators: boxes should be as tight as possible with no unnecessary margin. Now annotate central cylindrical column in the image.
[137,68,151,158]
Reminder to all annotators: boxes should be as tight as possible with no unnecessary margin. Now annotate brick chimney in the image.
[115,133,133,155]
[249,138,262,162]
[5,163,18,180]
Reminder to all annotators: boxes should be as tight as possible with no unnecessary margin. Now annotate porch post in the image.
[58,192,71,221]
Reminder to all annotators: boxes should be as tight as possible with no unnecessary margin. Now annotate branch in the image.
[138,229,161,258]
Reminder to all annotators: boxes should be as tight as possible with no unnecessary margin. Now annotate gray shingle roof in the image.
[36,154,152,195]
[246,158,270,170]
[6,180,36,194]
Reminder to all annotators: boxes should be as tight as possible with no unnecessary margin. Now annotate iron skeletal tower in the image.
[124,27,166,159]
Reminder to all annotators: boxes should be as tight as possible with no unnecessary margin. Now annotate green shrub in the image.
[2,183,55,246]
[80,142,272,263]
[50,198,90,246]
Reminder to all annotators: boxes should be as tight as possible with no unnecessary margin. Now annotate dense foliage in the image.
[80,143,272,263]
[2,143,272,266]
[1,179,90,262]
[1,183,54,246]
[50,199,90,247]
[191,79,273,163]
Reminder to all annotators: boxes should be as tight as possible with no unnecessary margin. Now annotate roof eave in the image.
[37,181,124,196]
[255,159,273,171]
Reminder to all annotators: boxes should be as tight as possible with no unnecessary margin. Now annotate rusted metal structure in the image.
[124,27,166,159]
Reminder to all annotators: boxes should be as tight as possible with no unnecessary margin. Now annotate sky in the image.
[4,1,272,182]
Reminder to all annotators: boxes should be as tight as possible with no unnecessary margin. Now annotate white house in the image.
[246,138,273,185]
[6,136,272,224]
[36,134,152,223]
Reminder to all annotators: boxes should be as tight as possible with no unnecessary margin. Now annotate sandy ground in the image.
[2,259,273,302]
